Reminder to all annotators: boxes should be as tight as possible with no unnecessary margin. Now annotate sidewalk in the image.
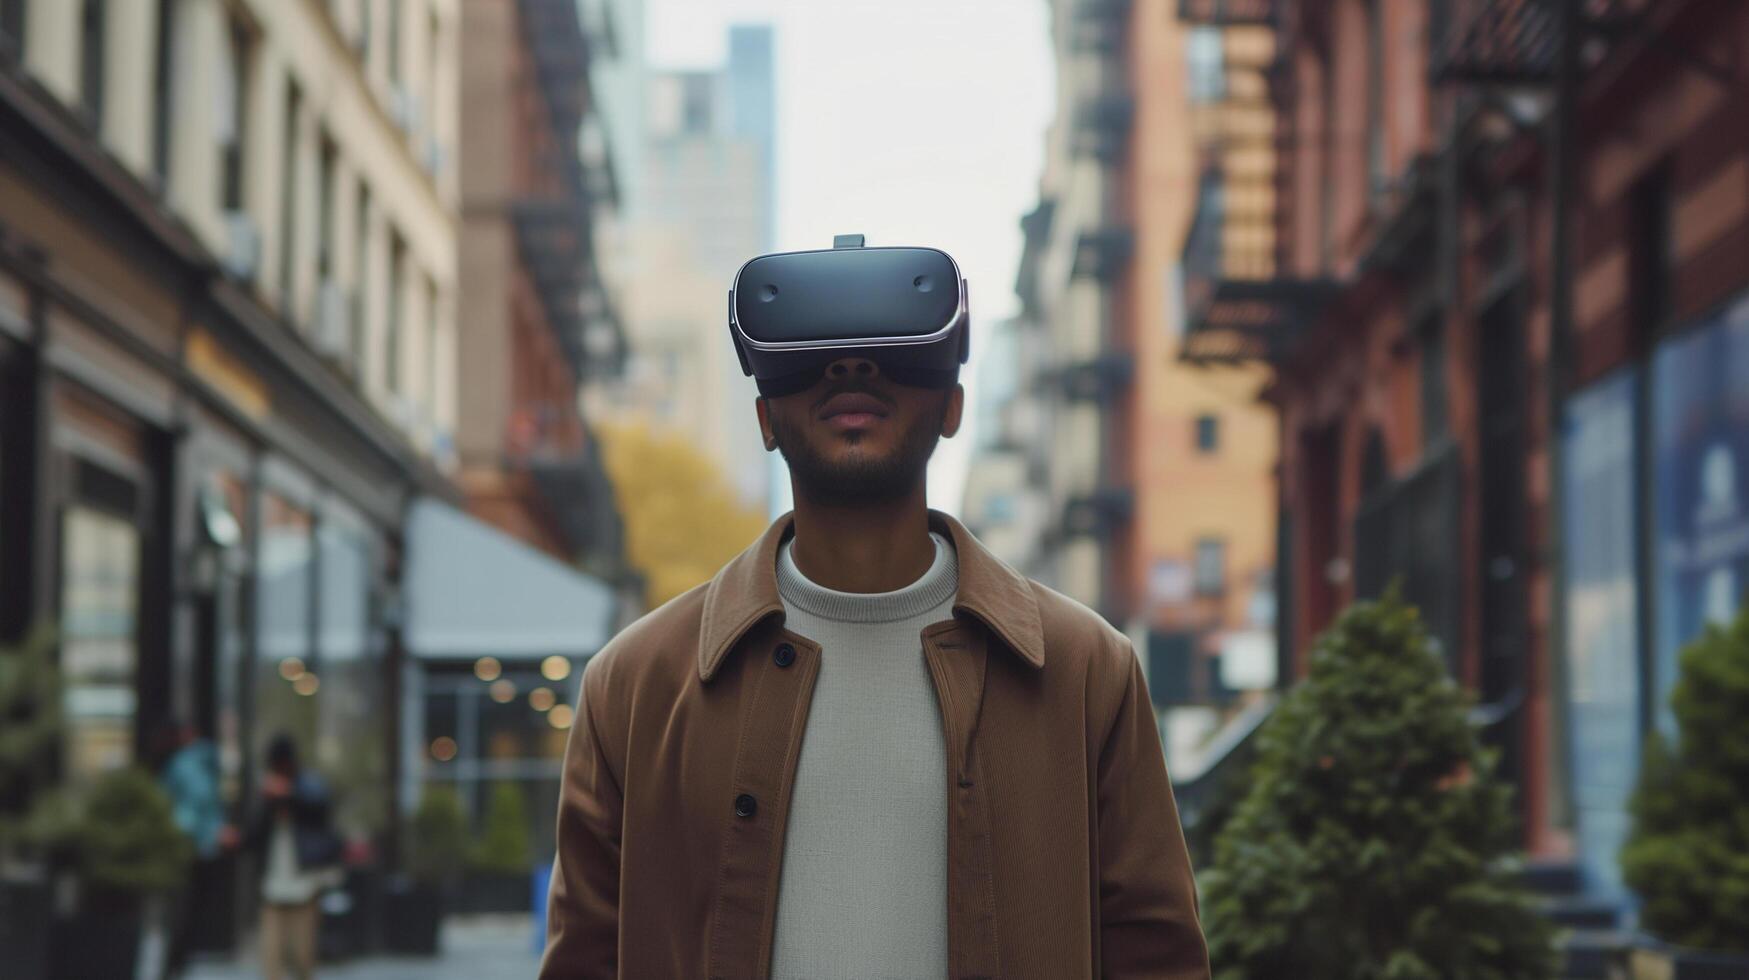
[185,914,541,980]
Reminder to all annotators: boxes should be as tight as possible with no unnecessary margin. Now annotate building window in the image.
[1186,27,1225,104]
[60,495,143,781]
[1194,537,1227,596]
[682,74,713,135]
[427,9,442,144]
[1420,319,1449,447]
[352,185,372,371]
[314,508,386,838]
[355,0,372,59]
[426,275,440,426]
[218,19,250,211]
[1195,414,1220,454]
[386,233,406,395]
[1365,0,1386,201]
[387,0,403,84]
[1166,262,1185,339]
[1319,50,1336,270]
[1628,160,1672,353]
[253,490,314,761]
[279,77,303,314]
[79,0,107,128]
[0,0,25,59]
[984,493,1016,525]
[151,0,178,182]
[317,135,337,281]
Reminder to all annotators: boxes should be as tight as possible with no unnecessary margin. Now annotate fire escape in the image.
[507,0,626,570]
[1177,0,1337,367]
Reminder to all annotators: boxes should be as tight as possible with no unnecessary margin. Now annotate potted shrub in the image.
[0,625,66,980]
[49,766,193,979]
[1616,606,1749,980]
[1201,590,1558,979]
[383,785,467,955]
[464,782,533,914]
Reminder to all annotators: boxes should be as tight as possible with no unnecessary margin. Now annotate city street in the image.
[4,0,1749,977]
[186,916,540,980]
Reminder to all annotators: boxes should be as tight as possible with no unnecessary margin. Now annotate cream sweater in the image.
[769,532,958,980]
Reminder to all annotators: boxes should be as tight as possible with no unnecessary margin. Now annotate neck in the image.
[787,482,934,593]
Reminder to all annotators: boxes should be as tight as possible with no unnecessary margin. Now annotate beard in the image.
[769,391,947,507]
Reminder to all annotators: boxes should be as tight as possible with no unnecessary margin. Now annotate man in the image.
[243,734,341,980]
[544,240,1207,979]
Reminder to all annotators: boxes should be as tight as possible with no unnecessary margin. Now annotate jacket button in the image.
[734,793,757,818]
[773,643,796,667]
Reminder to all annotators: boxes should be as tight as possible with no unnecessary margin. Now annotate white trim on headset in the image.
[727,246,968,355]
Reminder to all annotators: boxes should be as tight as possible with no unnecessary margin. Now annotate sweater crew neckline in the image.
[777,532,958,624]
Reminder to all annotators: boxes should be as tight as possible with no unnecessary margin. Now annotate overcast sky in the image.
[646,0,1057,516]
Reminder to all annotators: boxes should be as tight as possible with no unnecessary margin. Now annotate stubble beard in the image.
[769,398,947,507]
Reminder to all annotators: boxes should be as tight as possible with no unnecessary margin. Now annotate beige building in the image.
[0,0,482,959]
[16,0,461,452]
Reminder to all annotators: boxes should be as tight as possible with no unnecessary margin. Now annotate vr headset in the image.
[729,235,970,398]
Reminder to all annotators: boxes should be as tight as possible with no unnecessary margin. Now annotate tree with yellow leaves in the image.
[596,422,771,610]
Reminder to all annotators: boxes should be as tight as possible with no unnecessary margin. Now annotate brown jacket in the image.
[542,511,1209,979]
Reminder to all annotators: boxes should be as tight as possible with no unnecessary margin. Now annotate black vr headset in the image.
[729,235,970,398]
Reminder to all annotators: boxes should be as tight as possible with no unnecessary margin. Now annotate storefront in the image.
[1561,287,1749,895]
[400,498,616,863]
[1,77,453,958]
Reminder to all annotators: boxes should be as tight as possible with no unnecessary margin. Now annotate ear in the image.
[940,384,965,439]
[756,396,777,451]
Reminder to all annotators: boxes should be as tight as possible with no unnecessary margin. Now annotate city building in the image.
[583,24,777,514]
[978,0,1282,772]
[411,0,626,855]
[0,0,628,951]
[1180,0,1749,913]
[1,0,463,947]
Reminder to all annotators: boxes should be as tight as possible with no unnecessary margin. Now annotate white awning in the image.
[404,497,615,660]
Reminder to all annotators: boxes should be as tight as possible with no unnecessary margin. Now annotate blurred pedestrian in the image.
[543,242,1209,978]
[243,734,341,980]
[151,719,230,979]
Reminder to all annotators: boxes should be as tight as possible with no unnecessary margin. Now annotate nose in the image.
[824,357,880,380]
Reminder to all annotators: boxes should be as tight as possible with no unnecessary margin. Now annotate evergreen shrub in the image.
[1201,591,1556,980]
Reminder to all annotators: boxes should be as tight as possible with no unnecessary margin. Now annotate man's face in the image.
[758,357,963,506]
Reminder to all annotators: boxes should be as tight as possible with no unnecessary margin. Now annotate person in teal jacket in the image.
[154,720,233,979]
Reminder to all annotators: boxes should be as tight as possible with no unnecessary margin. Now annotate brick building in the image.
[975,0,1285,775]
[455,0,623,570]
[1183,0,1749,903]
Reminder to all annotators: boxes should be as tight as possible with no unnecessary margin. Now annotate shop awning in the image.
[404,498,615,660]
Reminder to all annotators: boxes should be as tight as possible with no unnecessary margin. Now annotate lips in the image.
[818,392,890,421]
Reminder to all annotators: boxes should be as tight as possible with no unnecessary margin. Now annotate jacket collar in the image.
[697,509,1045,681]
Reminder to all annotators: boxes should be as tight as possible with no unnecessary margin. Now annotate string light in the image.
[541,655,571,681]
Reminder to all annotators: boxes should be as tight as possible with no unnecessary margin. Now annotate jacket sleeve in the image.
[1096,651,1211,979]
[540,658,623,979]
